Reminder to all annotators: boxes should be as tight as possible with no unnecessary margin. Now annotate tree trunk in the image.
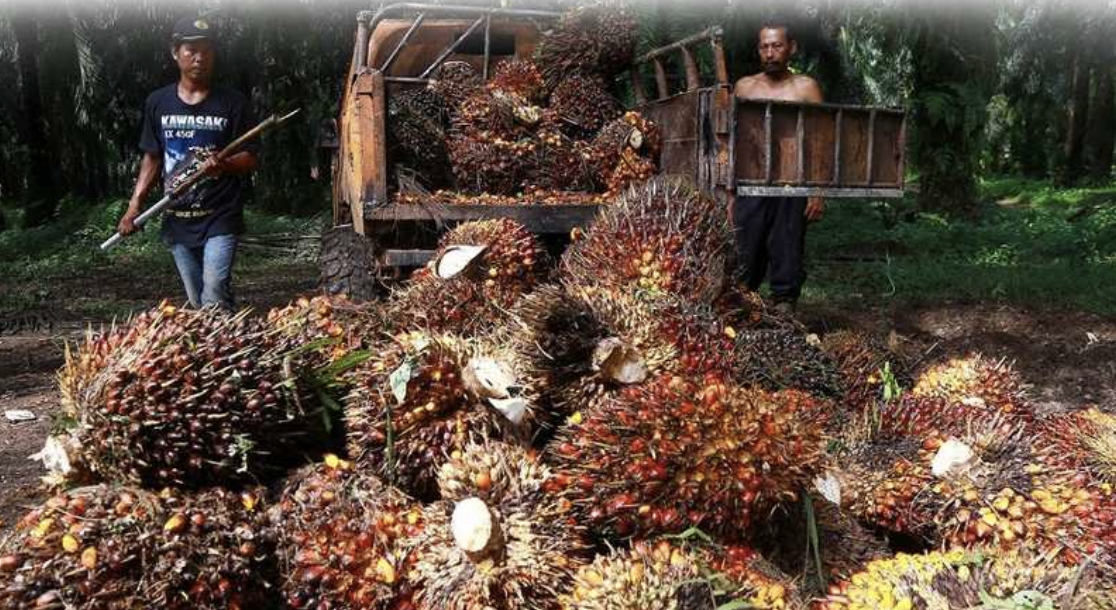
[1062,46,1091,185]
[11,11,58,226]
[1085,67,1115,183]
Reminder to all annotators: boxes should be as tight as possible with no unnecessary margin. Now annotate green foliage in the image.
[803,179,1116,315]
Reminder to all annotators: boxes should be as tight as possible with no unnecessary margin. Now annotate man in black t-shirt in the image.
[118,16,258,310]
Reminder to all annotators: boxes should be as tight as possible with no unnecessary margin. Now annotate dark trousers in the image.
[731,196,807,303]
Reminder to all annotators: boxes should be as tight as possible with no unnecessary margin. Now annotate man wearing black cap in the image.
[117,15,258,310]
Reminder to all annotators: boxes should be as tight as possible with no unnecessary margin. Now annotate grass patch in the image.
[803,178,1116,315]
[0,197,324,317]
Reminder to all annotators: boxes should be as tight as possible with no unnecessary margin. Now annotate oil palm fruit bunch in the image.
[388,87,450,187]
[407,441,587,610]
[561,540,801,610]
[271,456,425,610]
[508,286,735,424]
[145,486,276,609]
[821,548,1115,610]
[820,330,909,417]
[56,303,326,488]
[754,498,891,586]
[345,331,523,500]
[522,119,598,192]
[431,61,481,114]
[388,218,546,335]
[732,328,842,398]
[562,177,728,305]
[534,1,637,92]
[447,129,536,194]
[0,485,275,610]
[548,372,829,539]
[912,354,1031,421]
[0,486,156,609]
[267,293,384,368]
[712,286,804,333]
[589,112,662,195]
[548,74,622,139]
[1032,408,1116,485]
[489,58,546,103]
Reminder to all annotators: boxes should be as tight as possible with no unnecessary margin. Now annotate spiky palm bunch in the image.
[388,87,450,186]
[548,74,622,139]
[266,293,384,367]
[548,373,829,539]
[489,59,546,103]
[388,218,547,335]
[561,540,801,610]
[508,286,736,424]
[561,177,728,305]
[1032,408,1116,485]
[345,332,521,500]
[431,61,481,114]
[0,485,275,610]
[912,354,1032,421]
[831,399,1115,563]
[271,457,424,610]
[712,286,804,333]
[821,330,910,417]
[754,498,891,585]
[733,328,843,398]
[534,2,637,91]
[408,441,587,610]
[821,548,1115,610]
[588,112,662,195]
[56,303,326,488]
[522,119,598,192]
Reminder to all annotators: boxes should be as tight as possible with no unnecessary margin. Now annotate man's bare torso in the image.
[734,72,823,104]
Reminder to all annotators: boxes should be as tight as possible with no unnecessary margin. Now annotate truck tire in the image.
[319,226,383,301]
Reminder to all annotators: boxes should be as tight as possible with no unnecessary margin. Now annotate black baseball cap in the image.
[172,16,216,43]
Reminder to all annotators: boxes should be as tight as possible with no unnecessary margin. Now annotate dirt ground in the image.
[2,270,1114,537]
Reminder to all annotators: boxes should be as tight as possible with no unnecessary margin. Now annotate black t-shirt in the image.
[139,84,258,247]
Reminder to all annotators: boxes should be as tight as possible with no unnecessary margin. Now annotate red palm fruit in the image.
[271,459,424,610]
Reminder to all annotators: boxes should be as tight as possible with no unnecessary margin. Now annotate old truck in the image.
[321,3,905,298]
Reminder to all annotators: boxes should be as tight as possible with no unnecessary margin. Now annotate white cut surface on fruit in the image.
[29,435,76,475]
[931,439,975,478]
[814,472,842,505]
[465,357,515,399]
[452,497,493,553]
[490,396,528,426]
[593,337,647,384]
[436,245,487,279]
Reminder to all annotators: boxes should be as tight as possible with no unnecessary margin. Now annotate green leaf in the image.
[716,601,756,610]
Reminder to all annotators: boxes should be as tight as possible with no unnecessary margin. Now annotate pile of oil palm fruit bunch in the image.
[12,191,1116,606]
[388,1,660,203]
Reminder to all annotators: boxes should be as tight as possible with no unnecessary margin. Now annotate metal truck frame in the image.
[322,3,905,298]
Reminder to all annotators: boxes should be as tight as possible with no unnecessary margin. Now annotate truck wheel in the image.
[319,225,383,301]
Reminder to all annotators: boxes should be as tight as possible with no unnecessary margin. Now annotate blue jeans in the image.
[170,234,238,309]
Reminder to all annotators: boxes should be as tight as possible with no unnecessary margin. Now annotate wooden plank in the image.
[355,71,389,234]
[681,46,700,91]
[733,102,766,183]
[795,107,805,183]
[365,203,602,233]
[838,110,869,184]
[711,37,729,85]
[736,185,904,198]
[383,249,435,268]
[804,107,836,184]
[871,112,903,187]
[653,58,669,100]
[866,109,876,185]
[764,103,773,183]
[770,104,798,183]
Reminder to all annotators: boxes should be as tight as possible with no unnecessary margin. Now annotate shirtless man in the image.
[732,24,823,313]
